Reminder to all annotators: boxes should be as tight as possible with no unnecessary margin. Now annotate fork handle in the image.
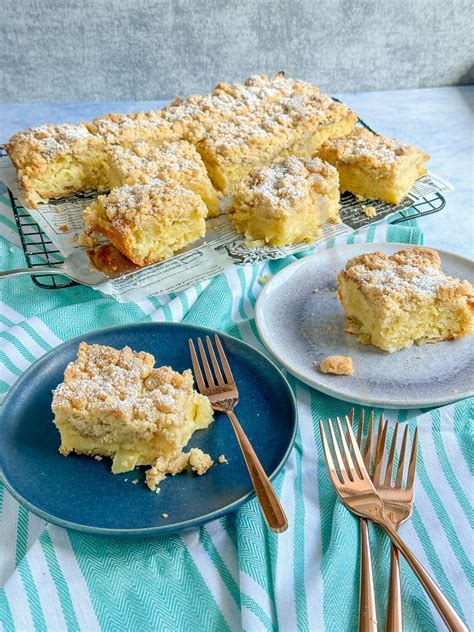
[359,518,378,631]
[381,524,467,631]
[226,410,288,533]
[386,544,402,632]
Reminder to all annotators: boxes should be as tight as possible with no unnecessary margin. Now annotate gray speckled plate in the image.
[256,242,474,409]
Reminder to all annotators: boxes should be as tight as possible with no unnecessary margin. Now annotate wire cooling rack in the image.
[1,127,446,290]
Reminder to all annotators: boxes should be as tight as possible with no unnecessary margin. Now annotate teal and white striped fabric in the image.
[1,187,472,631]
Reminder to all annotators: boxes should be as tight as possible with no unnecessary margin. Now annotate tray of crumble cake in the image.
[256,243,474,409]
[0,322,296,535]
[0,72,453,301]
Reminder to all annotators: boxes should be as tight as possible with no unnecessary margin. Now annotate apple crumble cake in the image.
[51,342,214,481]
[337,247,474,352]
[229,156,340,246]
[106,140,220,217]
[317,127,429,204]
[83,179,207,265]
[6,123,109,208]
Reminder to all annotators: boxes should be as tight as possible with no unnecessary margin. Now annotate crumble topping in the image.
[318,127,425,173]
[236,156,338,211]
[7,123,98,161]
[341,248,473,303]
[89,179,200,227]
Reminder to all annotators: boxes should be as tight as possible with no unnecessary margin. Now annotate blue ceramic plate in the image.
[256,243,474,409]
[0,323,296,536]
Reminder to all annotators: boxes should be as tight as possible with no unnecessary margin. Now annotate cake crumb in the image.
[59,224,70,233]
[258,274,270,285]
[162,513,169,519]
[79,232,99,248]
[124,479,128,482]
[319,355,353,376]
[218,454,228,464]
[355,193,366,202]
[155,487,161,494]
[362,205,377,218]
[94,455,102,461]
[189,448,214,475]
[131,478,140,485]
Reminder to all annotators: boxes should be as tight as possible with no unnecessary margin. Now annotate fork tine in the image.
[328,418,348,482]
[406,427,419,490]
[336,417,357,480]
[373,415,388,485]
[319,421,343,487]
[395,425,409,488]
[205,336,224,386]
[383,423,399,487]
[197,337,215,387]
[364,411,374,472]
[344,415,370,480]
[214,335,235,384]
[356,409,363,447]
[189,339,206,392]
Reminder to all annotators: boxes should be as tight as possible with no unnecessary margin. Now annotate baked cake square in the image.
[83,179,207,266]
[51,342,213,478]
[6,123,109,208]
[337,247,474,352]
[229,156,340,246]
[318,127,429,204]
[106,140,220,217]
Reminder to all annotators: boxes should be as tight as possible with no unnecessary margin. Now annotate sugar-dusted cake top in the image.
[341,247,474,303]
[235,156,339,212]
[90,179,203,229]
[319,127,428,173]
[52,342,194,424]
[7,123,99,163]
[107,140,205,178]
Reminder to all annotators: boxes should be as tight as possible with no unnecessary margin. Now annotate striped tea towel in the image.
[1,191,472,632]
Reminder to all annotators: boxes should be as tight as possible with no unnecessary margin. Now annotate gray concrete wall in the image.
[1,0,472,103]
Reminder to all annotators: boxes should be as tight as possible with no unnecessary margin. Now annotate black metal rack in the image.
[1,121,446,290]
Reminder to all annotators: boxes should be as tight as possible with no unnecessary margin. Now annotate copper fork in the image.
[373,418,418,632]
[348,410,377,632]
[189,334,288,533]
[319,416,467,632]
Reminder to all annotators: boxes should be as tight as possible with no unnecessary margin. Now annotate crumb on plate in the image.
[319,355,353,376]
[218,454,228,464]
